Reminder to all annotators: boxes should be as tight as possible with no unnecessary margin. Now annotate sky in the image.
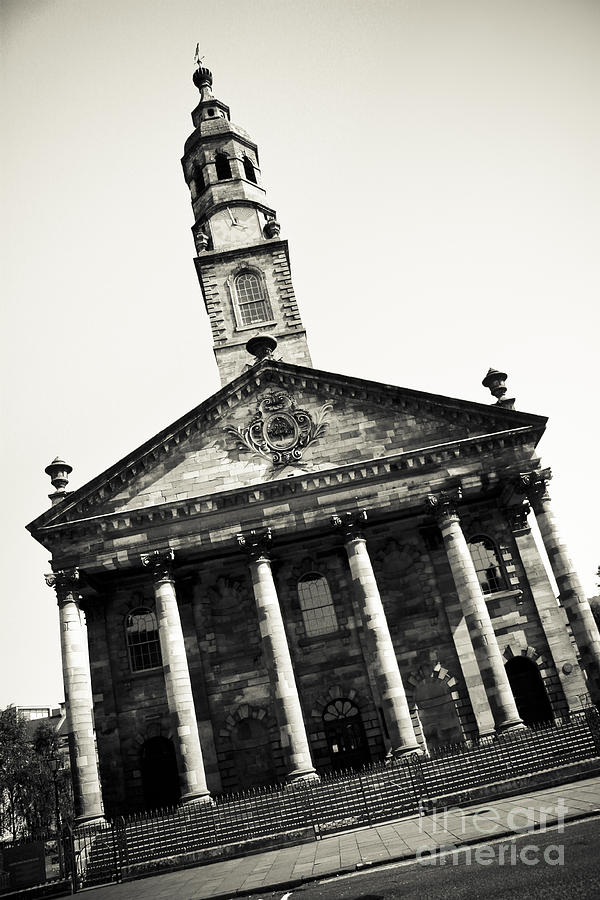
[1,0,599,710]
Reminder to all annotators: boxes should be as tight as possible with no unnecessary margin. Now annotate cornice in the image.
[182,125,258,159]
[30,425,539,549]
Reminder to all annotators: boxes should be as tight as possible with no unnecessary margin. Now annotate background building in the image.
[27,66,600,821]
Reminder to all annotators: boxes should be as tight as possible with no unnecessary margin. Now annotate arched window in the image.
[234,271,273,326]
[243,156,257,183]
[126,608,162,672]
[215,152,232,180]
[298,573,337,637]
[468,535,507,594]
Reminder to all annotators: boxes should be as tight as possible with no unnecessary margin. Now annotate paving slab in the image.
[81,775,600,900]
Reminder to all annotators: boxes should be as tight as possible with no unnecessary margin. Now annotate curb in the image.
[204,808,600,900]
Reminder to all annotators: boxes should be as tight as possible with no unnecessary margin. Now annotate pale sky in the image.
[1,0,599,709]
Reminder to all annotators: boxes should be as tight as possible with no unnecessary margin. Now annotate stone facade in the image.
[28,66,600,821]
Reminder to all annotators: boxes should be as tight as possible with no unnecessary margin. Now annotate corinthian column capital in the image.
[518,468,552,506]
[236,527,272,560]
[331,509,368,541]
[141,548,175,582]
[505,501,532,533]
[45,568,79,603]
[425,487,463,522]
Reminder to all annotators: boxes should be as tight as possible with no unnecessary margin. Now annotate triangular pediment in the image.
[27,361,546,534]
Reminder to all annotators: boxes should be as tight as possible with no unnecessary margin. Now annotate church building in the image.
[27,65,600,823]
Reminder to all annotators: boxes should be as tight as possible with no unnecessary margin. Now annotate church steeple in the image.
[182,64,312,386]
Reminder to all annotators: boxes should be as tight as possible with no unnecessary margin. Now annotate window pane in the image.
[468,537,506,594]
[298,574,338,637]
[235,273,273,326]
[126,608,162,672]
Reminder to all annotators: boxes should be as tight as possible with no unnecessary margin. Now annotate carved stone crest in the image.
[224,391,332,465]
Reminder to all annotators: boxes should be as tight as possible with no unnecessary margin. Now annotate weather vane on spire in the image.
[194,45,205,70]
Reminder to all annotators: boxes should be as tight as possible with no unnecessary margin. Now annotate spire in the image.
[188,58,230,129]
[192,62,215,103]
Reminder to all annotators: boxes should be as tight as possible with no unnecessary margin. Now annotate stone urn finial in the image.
[44,457,73,504]
[482,368,515,408]
[246,334,278,363]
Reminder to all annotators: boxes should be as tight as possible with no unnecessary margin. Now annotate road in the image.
[251,817,600,900]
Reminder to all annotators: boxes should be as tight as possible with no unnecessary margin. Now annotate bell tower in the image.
[182,64,312,386]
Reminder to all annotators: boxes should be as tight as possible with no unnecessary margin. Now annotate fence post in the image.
[402,754,425,815]
[113,816,126,884]
[63,825,77,894]
[358,771,372,827]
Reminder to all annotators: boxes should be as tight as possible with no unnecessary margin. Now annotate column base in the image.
[180,789,212,805]
[74,813,105,829]
[285,768,320,784]
[388,745,423,761]
[496,718,526,734]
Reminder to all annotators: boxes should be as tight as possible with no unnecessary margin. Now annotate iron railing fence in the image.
[73,707,600,889]
[0,831,70,895]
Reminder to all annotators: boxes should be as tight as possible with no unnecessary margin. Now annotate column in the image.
[519,470,600,703]
[141,549,210,803]
[332,511,420,757]
[45,568,104,825]
[507,503,590,711]
[426,490,525,733]
[237,528,317,781]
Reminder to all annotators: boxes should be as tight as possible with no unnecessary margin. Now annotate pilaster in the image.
[518,469,600,703]
[506,503,589,711]
[426,489,525,733]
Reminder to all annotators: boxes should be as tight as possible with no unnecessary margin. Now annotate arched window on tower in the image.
[234,271,273,326]
[215,152,232,180]
[126,608,162,672]
[298,573,338,637]
[467,535,507,594]
[243,156,257,183]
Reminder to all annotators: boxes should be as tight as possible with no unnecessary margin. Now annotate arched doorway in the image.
[141,737,180,811]
[414,678,463,749]
[230,718,275,789]
[323,699,371,772]
[505,657,554,726]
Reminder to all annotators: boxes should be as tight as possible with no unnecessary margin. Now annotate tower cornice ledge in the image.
[194,237,291,266]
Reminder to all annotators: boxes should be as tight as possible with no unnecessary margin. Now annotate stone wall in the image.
[87,505,573,812]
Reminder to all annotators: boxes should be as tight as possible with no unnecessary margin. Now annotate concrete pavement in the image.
[82,776,600,900]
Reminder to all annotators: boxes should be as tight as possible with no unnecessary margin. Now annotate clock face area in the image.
[209,206,262,248]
